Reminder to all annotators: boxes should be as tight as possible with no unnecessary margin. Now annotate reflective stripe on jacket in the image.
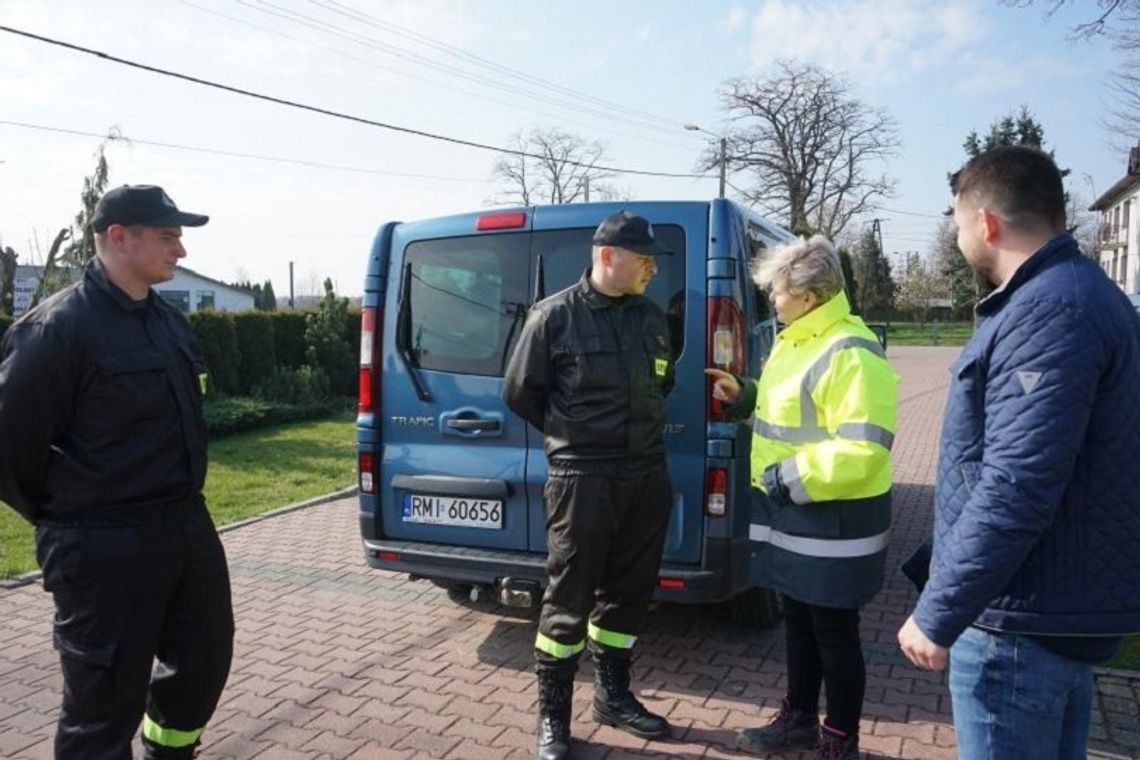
[740,290,898,608]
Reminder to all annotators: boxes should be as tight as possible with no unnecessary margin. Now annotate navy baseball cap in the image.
[592,210,673,256]
[91,185,209,232]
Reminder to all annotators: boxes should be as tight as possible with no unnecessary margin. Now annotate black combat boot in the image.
[591,649,670,740]
[535,664,574,760]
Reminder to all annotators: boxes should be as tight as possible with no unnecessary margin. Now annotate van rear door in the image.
[377,213,533,551]
[526,203,707,564]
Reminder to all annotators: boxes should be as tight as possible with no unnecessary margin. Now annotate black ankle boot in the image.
[591,653,671,740]
[536,667,574,760]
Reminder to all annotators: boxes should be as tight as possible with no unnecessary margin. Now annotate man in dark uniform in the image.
[503,210,676,760]
[0,185,234,759]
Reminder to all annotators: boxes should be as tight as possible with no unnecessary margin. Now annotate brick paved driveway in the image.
[1,346,1137,759]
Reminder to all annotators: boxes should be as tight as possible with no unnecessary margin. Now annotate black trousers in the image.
[537,460,671,663]
[35,500,234,760]
[782,594,865,736]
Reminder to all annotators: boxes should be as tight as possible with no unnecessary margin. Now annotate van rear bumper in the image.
[361,521,753,605]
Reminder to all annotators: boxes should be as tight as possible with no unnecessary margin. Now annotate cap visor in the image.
[154,211,209,227]
[626,242,673,256]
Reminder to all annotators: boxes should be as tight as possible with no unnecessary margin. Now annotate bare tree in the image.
[490,127,616,205]
[1006,1,1140,148]
[713,61,900,238]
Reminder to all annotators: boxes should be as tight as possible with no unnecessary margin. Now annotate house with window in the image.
[12,264,254,316]
[1091,141,1140,294]
[153,266,255,313]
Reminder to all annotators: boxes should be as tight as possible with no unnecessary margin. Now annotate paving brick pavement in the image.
[1,346,1137,759]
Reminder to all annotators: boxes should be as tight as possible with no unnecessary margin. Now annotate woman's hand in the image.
[705,368,741,404]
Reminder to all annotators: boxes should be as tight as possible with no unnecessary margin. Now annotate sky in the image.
[0,0,1128,297]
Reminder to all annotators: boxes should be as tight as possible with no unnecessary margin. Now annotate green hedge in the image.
[203,396,336,438]
[0,314,11,342]
[272,311,308,369]
[233,312,276,394]
[189,311,240,396]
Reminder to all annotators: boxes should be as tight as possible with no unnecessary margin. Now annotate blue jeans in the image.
[949,626,1094,760]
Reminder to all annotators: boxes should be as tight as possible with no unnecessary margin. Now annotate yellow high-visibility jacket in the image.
[732,290,899,608]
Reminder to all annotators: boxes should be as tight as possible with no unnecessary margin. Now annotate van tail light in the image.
[358,307,380,414]
[658,577,686,590]
[707,296,745,421]
[359,451,376,494]
[706,467,728,517]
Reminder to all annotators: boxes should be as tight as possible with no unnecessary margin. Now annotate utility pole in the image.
[584,175,590,203]
[718,137,727,199]
[288,261,295,309]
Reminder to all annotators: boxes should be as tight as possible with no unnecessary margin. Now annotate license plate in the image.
[402,493,503,529]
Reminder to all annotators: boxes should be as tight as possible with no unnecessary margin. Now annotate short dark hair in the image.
[950,145,1066,232]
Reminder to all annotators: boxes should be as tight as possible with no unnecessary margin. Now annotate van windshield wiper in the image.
[396,262,432,402]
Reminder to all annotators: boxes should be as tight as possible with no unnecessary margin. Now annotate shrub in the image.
[0,314,11,342]
[272,311,308,369]
[253,365,330,406]
[305,279,355,397]
[233,311,276,394]
[203,396,333,438]
[189,311,240,396]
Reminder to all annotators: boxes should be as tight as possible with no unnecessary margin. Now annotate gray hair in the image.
[752,234,845,301]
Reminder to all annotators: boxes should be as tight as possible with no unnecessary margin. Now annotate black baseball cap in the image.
[91,184,209,232]
[592,210,673,256]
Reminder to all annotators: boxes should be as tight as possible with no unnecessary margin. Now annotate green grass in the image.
[884,320,974,346]
[1107,636,1140,672]
[0,417,356,579]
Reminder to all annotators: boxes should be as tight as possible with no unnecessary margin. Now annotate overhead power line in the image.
[177,0,698,152]
[879,206,945,219]
[0,119,485,181]
[0,24,707,180]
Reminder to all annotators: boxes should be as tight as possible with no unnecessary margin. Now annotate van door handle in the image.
[446,418,501,432]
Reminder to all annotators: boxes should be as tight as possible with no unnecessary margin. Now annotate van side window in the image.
[401,234,530,376]
[533,226,688,359]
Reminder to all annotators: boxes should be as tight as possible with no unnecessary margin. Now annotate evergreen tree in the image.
[853,230,894,318]
[261,280,277,311]
[837,247,860,315]
[305,278,354,396]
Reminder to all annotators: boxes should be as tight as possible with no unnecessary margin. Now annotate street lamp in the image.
[683,123,726,199]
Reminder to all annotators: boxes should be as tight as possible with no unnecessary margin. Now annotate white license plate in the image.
[401,493,503,529]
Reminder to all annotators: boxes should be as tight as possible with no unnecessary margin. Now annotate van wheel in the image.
[724,588,783,628]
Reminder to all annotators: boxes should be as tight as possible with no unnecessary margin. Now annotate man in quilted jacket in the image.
[897,145,1140,760]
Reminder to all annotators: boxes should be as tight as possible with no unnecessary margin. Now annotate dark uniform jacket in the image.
[0,259,209,523]
[503,268,674,464]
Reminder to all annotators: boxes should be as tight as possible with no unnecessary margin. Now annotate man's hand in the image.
[897,615,948,671]
[705,368,741,403]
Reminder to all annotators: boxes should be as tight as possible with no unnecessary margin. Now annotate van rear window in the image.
[402,233,530,376]
[534,225,686,358]
[399,224,687,377]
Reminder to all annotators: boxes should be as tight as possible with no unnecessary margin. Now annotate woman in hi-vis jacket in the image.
[707,234,898,760]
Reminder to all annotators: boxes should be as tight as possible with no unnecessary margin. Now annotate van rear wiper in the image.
[396,262,432,402]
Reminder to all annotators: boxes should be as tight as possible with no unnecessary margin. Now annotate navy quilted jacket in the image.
[913,234,1140,647]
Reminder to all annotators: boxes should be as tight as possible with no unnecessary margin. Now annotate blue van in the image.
[356,199,793,624]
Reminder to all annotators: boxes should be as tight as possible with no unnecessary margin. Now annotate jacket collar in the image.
[86,257,153,313]
[577,266,641,310]
[976,233,1079,317]
[781,290,852,342]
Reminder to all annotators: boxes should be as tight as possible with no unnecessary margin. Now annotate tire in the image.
[724,587,783,628]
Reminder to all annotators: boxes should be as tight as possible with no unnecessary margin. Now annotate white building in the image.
[12,265,254,316]
[1091,141,1140,294]
[154,266,255,313]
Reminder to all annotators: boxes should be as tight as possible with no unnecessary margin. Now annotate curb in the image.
[0,486,359,591]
